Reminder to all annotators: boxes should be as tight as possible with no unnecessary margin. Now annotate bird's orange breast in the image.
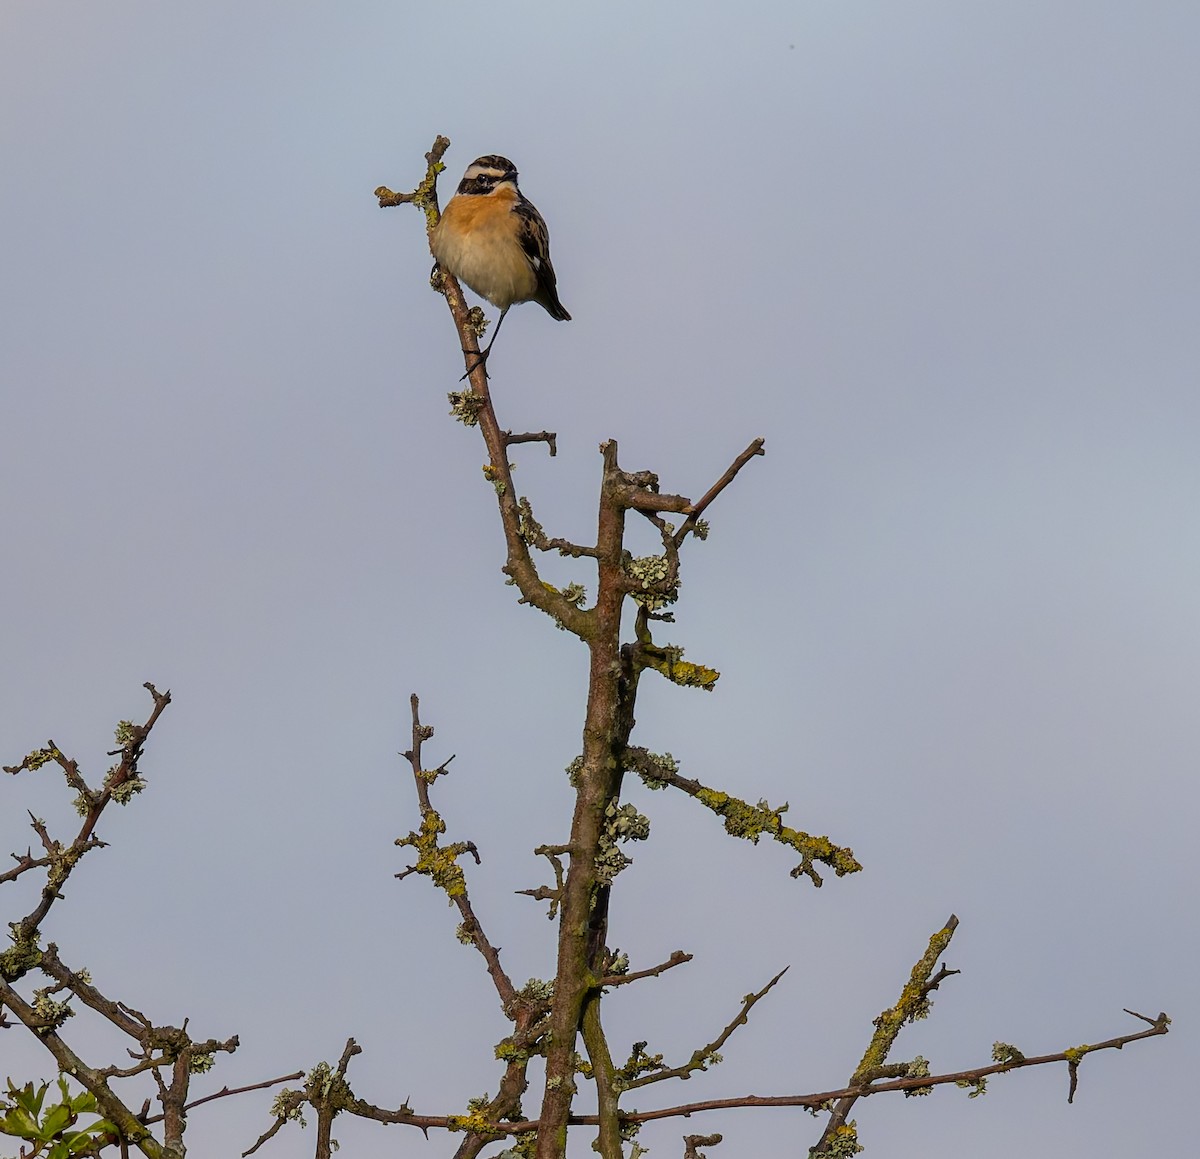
[431,189,538,311]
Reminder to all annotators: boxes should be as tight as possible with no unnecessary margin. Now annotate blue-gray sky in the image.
[1,3,1195,1156]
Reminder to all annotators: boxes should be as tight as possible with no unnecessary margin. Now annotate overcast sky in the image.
[1,3,1196,1156]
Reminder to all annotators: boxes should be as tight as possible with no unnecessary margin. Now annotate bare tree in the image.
[0,137,1169,1159]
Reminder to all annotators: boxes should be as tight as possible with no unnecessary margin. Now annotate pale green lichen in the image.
[520,978,555,1003]
[496,1131,539,1158]
[560,583,586,607]
[107,770,146,805]
[565,755,584,787]
[0,932,42,982]
[22,746,59,771]
[495,1039,529,1064]
[113,721,138,747]
[595,801,650,884]
[189,1051,215,1074]
[31,988,74,1031]
[270,1089,306,1126]
[620,1121,647,1159]
[616,1041,665,1087]
[991,1042,1025,1066]
[496,1132,539,1159]
[465,306,489,338]
[629,750,677,789]
[481,464,507,496]
[625,554,677,611]
[517,497,543,545]
[300,1060,353,1141]
[447,390,485,426]
[45,844,82,890]
[956,1076,988,1098]
[902,1055,932,1097]
[810,1119,864,1157]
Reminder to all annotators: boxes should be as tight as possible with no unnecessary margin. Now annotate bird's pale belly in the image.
[432,209,537,310]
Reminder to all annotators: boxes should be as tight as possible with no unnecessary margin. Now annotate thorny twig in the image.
[625,968,789,1090]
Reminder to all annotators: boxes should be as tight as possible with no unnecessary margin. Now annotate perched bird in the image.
[431,155,570,374]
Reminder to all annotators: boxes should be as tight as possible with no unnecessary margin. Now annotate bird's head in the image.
[457,155,519,196]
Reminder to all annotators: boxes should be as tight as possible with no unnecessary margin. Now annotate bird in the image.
[430,155,570,375]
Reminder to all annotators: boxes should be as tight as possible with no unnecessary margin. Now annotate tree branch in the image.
[812,915,957,1154]
[397,694,518,1011]
[601,950,693,988]
[625,968,788,1090]
[0,977,163,1157]
[622,747,861,885]
[672,438,765,546]
[3,684,171,957]
[237,1009,1171,1146]
[683,1134,723,1159]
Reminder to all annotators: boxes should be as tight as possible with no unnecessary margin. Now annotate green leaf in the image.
[0,1103,43,1139]
[41,1101,75,1136]
[4,1078,48,1118]
[1,1076,115,1154]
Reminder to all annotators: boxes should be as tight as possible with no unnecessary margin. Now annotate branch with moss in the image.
[373,136,1170,1159]
[3,684,171,960]
[810,915,959,1155]
[376,141,591,641]
[623,747,860,885]
[2,688,326,1159]
[393,694,551,1158]
[376,138,772,1159]
[230,1005,1170,1152]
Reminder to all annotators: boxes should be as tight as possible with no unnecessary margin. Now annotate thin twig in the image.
[147,1072,305,1121]
[673,439,765,546]
[625,968,788,1090]
[503,429,558,456]
[601,950,693,988]
[398,695,518,1010]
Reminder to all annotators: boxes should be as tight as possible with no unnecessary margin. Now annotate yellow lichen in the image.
[693,788,861,882]
[395,810,470,898]
[852,921,957,1082]
[643,653,719,690]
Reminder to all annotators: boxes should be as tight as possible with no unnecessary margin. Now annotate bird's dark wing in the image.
[514,198,571,321]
